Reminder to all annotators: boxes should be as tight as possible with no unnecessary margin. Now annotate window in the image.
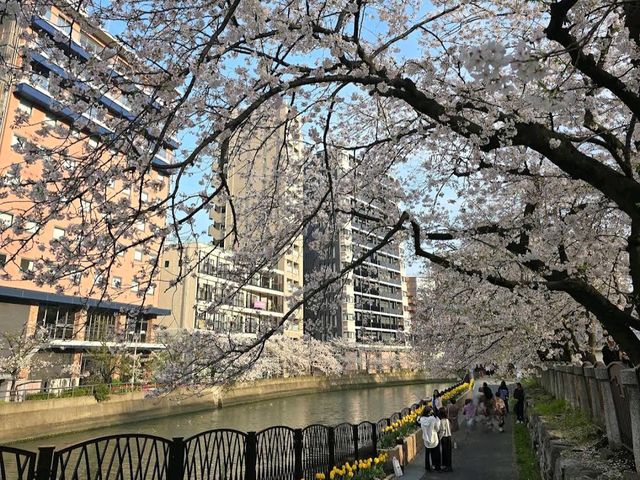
[79,32,103,56]
[134,250,143,261]
[31,72,49,91]
[80,199,91,213]
[94,274,104,286]
[87,137,99,150]
[17,100,32,117]
[24,222,38,233]
[112,276,122,288]
[131,280,139,292]
[11,135,26,151]
[20,258,34,272]
[44,114,57,128]
[164,260,170,267]
[140,191,148,203]
[62,157,76,171]
[0,212,13,227]
[0,253,6,267]
[71,272,81,285]
[53,13,72,36]
[37,304,77,340]
[147,284,155,294]
[136,221,145,232]
[52,227,65,239]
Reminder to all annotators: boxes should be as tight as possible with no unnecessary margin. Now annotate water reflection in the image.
[15,382,447,449]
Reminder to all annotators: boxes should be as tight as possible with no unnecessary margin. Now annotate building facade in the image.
[200,112,305,334]
[0,5,174,394]
[303,157,409,345]
[157,244,302,337]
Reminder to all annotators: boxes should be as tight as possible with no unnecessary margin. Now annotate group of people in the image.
[417,396,454,472]
[417,381,526,473]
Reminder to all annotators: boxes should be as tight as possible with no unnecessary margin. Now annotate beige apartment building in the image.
[157,243,303,337]
[158,112,304,336]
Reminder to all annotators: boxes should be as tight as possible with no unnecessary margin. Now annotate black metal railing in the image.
[0,379,467,480]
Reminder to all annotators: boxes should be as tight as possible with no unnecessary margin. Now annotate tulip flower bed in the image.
[377,405,426,449]
[314,453,388,480]
[377,380,474,469]
[439,379,474,404]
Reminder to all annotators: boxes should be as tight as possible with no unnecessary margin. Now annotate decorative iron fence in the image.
[0,379,466,480]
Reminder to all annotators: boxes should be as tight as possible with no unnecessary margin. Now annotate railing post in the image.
[371,423,378,458]
[35,446,55,480]
[352,424,359,460]
[595,367,622,448]
[620,369,640,473]
[168,437,184,480]
[293,428,303,480]
[245,431,257,480]
[328,427,335,470]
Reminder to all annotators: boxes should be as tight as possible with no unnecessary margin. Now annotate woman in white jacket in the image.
[418,408,441,472]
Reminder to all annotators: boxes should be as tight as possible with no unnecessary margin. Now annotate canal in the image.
[14,381,448,449]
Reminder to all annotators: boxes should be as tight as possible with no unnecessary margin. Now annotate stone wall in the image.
[526,404,602,479]
[0,371,450,443]
[538,363,640,475]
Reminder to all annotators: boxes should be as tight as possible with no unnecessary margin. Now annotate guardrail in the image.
[3,382,159,402]
[0,379,468,480]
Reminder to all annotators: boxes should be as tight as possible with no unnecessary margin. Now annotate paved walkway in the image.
[399,382,516,480]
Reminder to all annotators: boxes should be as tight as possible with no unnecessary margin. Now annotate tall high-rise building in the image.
[0,5,175,393]
[303,156,409,345]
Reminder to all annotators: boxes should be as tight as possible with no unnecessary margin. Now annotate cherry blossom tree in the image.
[0,327,48,400]
[2,0,640,380]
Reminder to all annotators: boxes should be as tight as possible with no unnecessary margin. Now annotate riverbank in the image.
[0,371,451,443]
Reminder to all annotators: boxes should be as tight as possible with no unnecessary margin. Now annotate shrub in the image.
[94,383,110,402]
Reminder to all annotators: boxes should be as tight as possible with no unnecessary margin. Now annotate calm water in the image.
[14,382,447,449]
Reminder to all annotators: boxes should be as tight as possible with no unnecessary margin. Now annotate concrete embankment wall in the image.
[0,371,450,443]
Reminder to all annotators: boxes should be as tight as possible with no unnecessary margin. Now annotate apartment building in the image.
[303,156,410,345]
[157,243,303,337]
[196,112,305,334]
[0,5,175,391]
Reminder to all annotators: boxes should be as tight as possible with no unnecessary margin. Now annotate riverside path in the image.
[401,381,516,480]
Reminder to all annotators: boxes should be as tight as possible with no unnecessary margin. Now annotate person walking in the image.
[418,407,441,472]
[480,382,494,420]
[462,398,476,441]
[445,398,459,432]
[438,408,453,472]
[432,389,442,411]
[497,380,510,414]
[494,393,507,432]
[514,382,525,423]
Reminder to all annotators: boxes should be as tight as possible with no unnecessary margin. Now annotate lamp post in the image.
[129,331,140,391]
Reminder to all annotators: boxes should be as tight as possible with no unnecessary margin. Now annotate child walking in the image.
[438,408,453,472]
[462,398,476,441]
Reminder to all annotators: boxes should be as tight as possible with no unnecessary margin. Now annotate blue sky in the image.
[103,2,445,276]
